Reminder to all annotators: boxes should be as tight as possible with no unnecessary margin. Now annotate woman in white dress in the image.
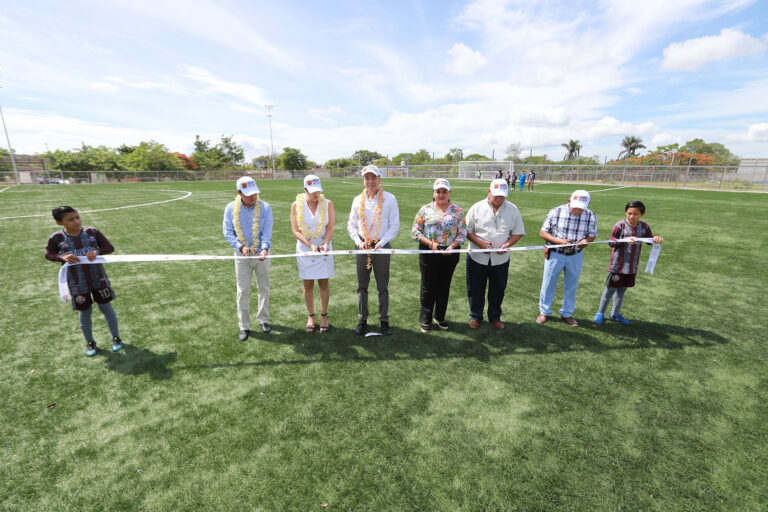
[290,175,335,333]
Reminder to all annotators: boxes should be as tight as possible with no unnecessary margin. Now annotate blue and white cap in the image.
[490,179,508,197]
[362,165,381,177]
[303,174,322,193]
[570,190,590,209]
[236,176,260,196]
[433,178,451,191]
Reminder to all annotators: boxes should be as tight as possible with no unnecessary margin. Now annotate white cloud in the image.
[90,82,119,92]
[661,28,766,72]
[444,43,488,76]
[182,65,267,106]
[746,123,768,141]
[308,107,341,122]
[651,133,681,146]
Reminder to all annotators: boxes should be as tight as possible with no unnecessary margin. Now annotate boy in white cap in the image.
[223,176,274,340]
[465,179,525,330]
[347,165,400,336]
[536,189,597,326]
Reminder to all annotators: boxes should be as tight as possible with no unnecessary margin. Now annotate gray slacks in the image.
[355,243,391,322]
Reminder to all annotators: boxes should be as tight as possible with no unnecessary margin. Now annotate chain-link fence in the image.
[2,160,767,192]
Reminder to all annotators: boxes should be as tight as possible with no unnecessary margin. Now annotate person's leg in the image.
[598,287,616,314]
[355,254,371,322]
[303,279,315,327]
[371,251,391,322]
[235,256,253,330]
[254,257,271,324]
[97,302,119,338]
[466,256,489,321]
[434,253,459,322]
[610,287,628,316]
[559,251,584,318]
[487,260,510,322]
[318,279,330,328]
[539,252,566,316]
[79,307,94,342]
[419,252,436,325]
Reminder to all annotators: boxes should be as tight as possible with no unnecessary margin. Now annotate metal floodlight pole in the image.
[0,104,19,185]
[683,146,695,189]
[265,104,276,179]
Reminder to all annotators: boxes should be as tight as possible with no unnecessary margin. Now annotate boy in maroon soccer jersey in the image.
[593,200,663,326]
[46,206,124,356]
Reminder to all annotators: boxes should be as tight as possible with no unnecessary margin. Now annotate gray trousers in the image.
[598,286,626,316]
[235,251,271,329]
[355,243,391,322]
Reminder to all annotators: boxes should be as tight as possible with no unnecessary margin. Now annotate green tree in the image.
[324,157,354,169]
[192,135,245,170]
[279,147,308,170]
[618,136,646,159]
[464,153,491,161]
[679,138,739,165]
[505,142,522,160]
[351,149,384,165]
[444,148,463,162]
[251,155,273,170]
[121,141,183,173]
[409,149,433,165]
[561,139,582,161]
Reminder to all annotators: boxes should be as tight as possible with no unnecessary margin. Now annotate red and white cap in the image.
[433,178,451,191]
[569,190,591,209]
[304,174,323,193]
[236,176,260,196]
[490,179,509,197]
[361,165,381,177]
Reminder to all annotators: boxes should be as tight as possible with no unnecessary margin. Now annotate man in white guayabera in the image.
[347,165,400,336]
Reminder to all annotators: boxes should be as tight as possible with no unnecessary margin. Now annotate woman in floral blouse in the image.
[411,178,467,332]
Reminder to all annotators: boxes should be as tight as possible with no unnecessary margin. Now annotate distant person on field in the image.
[476,170,482,181]
[593,201,663,326]
[536,190,597,327]
[527,170,535,191]
[223,176,273,340]
[510,171,517,190]
[411,178,467,332]
[46,206,124,357]
[290,175,335,333]
[347,165,400,336]
[465,179,525,330]
[518,171,526,191]
[504,170,511,188]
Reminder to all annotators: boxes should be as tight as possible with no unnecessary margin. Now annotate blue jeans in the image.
[466,256,509,323]
[538,250,583,318]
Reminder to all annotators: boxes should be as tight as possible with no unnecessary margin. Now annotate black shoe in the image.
[259,323,271,333]
[380,321,392,336]
[354,321,367,336]
[238,330,249,341]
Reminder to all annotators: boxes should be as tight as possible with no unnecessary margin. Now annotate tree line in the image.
[1,135,741,177]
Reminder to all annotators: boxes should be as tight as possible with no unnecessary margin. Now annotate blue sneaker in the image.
[593,312,604,325]
[85,341,97,357]
[111,336,124,352]
[610,314,631,326]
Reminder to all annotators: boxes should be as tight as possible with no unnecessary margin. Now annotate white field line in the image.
[0,189,192,220]
[0,186,11,193]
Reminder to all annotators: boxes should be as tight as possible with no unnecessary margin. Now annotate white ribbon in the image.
[644,243,662,275]
[57,238,657,302]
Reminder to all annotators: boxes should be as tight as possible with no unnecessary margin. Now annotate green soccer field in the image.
[1,179,766,511]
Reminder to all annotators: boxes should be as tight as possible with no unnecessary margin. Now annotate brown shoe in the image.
[469,319,481,329]
[491,320,504,330]
[536,314,548,324]
[561,316,579,327]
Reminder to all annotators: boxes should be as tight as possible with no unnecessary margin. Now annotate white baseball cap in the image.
[490,179,509,197]
[303,174,323,193]
[433,178,450,191]
[361,165,381,177]
[569,190,591,209]
[236,176,260,196]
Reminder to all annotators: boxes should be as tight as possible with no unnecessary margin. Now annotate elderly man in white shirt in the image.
[465,179,525,330]
[347,165,400,336]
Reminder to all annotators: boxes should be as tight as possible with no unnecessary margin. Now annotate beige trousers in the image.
[234,251,271,329]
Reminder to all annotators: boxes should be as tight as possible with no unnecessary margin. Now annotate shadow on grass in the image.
[176,318,728,371]
[103,344,177,380]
